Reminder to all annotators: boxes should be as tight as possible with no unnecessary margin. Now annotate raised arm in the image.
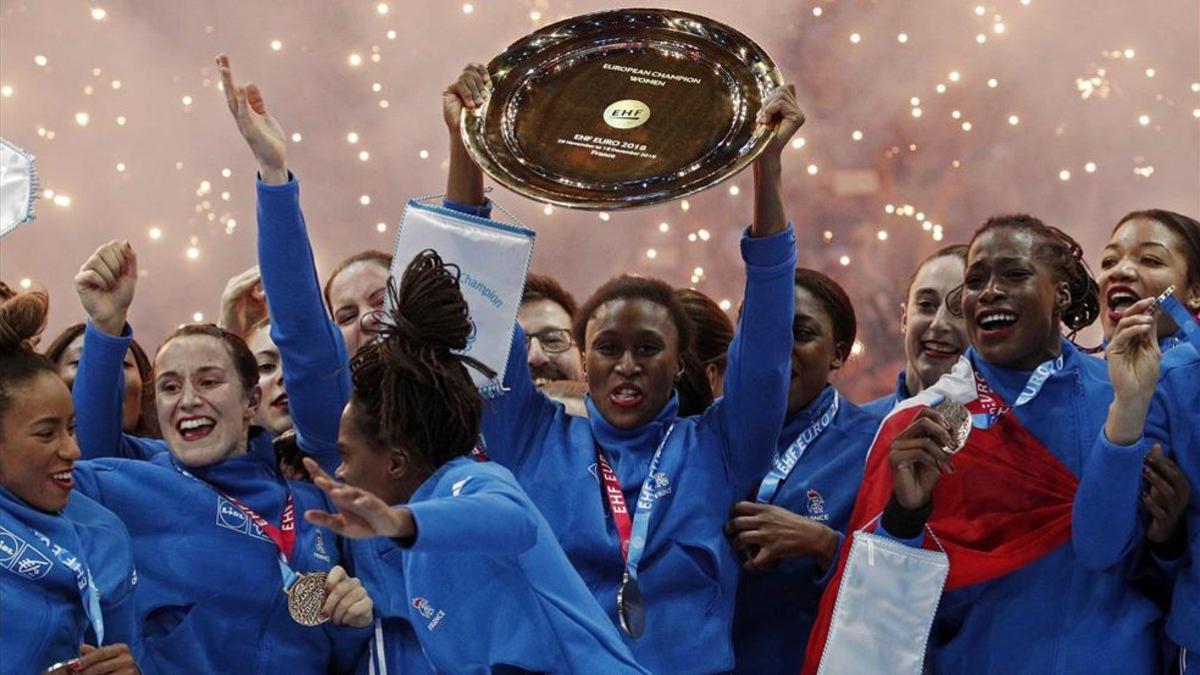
[1074,300,1161,569]
[478,324,558,471]
[303,459,538,557]
[217,53,351,473]
[443,63,489,212]
[73,241,166,460]
[713,84,802,493]
[750,84,803,239]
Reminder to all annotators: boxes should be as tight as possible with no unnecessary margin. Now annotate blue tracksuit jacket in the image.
[1074,341,1199,669]
[0,487,140,674]
[69,322,368,673]
[732,386,881,674]
[353,457,646,674]
[879,340,1162,673]
[478,224,796,673]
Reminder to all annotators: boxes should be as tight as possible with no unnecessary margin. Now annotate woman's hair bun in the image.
[0,291,48,354]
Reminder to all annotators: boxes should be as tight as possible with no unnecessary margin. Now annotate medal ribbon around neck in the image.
[756,392,840,503]
[171,463,298,591]
[972,352,1064,428]
[595,423,676,636]
[1161,294,1200,348]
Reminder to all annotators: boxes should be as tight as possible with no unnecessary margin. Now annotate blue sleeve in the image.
[103,554,142,661]
[405,473,538,556]
[712,224,797,494]
[1072,430,1152,570]
[73,323,168,461]
[813,531,845,587]
[873,520,926,548]
[257,175,352,475]
[442,197,493,219]
[478,324,558,472]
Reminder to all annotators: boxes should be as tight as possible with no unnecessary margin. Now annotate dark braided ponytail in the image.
[349,250,496,472]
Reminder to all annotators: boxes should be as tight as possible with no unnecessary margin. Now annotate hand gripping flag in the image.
[803,357,1079,674]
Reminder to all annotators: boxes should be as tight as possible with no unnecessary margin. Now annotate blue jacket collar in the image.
[892,371,910,401]
[0,484,69,524]
[585,392,680,454]
[410,456,474,504]
[173,428,279,483]
[781,384,837,445]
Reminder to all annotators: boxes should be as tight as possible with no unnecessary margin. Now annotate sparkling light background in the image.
[2,0,1197,400]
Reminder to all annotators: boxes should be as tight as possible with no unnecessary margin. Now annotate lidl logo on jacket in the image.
[0,526,52,581]
[215,497,270,543]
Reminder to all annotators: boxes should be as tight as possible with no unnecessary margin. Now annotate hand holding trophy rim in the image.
[460,8,786,210]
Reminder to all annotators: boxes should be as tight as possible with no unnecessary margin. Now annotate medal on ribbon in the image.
[597,424,676,639]
[171,463,327,626]
[931,399,971,453]
[285,570,329,626]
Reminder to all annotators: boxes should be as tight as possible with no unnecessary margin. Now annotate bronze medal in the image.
[932,399,972,454]
[617,572,646,639]
[286,572,329,626]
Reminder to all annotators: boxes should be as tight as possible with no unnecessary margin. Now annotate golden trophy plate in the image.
[462,8,784,210]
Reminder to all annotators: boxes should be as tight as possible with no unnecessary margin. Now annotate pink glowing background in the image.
[2,0,1197,400]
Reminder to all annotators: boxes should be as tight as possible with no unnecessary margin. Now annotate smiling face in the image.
[155,335,260,467]
[519,298,584,386]
[246,325,291,435]
[787,286,841,417]
[328,261,389,359]
[1099,217,1197,340]
[584,298,680,429]
[0,371,80,513]
[963,228,1069,370]
[902,255,967,392]
[56,333,145,433]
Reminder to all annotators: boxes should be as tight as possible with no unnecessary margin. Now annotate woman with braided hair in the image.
[804,214,1164,673]
[0,291,140,674]
[303,250,646,674]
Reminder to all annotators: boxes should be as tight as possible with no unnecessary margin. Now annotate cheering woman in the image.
[1097,209,1200,351]
[67,241,373,673]
[1076,260,1199,668]
[862,244,968,416]
[0,292,139,674]
[805,214,1162,672]
[444,63,802,671]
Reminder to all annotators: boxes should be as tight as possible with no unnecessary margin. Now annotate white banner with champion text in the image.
[389,198,534,398]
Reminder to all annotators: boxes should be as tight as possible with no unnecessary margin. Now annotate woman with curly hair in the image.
[805,214,1163,673]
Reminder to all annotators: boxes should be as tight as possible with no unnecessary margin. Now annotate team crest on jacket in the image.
[806,489,829,522]
[411,596,446,631]
[0,526,52,580]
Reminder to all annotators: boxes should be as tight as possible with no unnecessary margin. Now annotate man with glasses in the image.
[520,274,586,390]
